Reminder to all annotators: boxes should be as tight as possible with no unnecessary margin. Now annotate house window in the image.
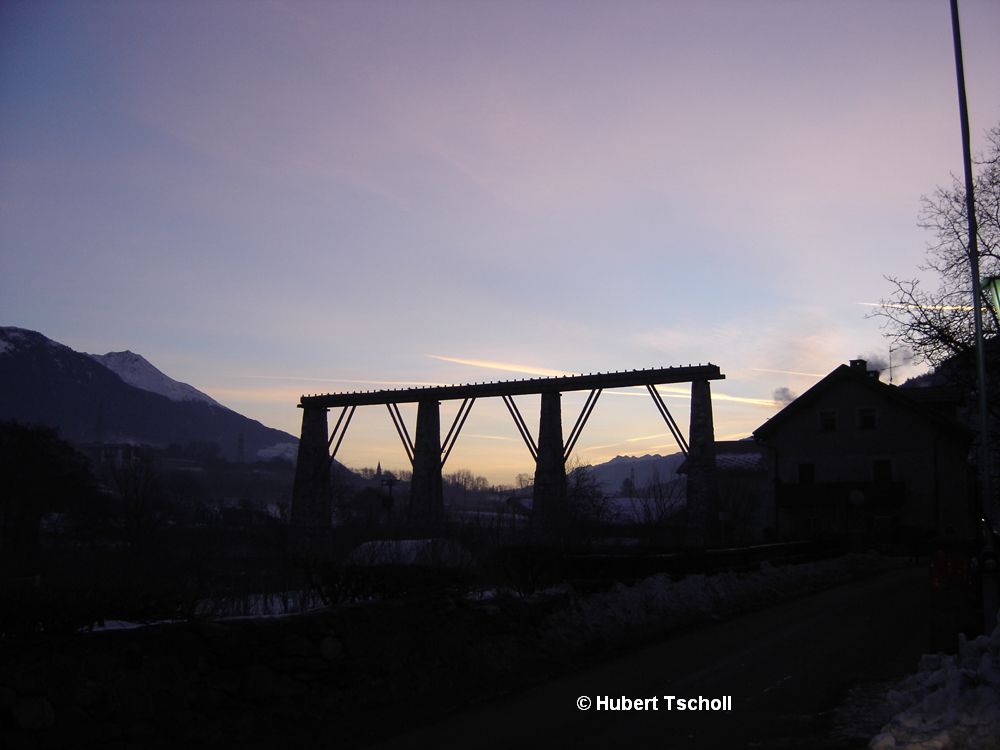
[819,411,837,432]
[798,463,816,484]
[873,459,892,483]
[858,407,877,430]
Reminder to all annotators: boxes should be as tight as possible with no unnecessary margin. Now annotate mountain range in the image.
[0,327,296,462]
[584,452,687,495]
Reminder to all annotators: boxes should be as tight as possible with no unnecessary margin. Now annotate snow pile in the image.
[545,553,893,651]
[869,619,1000,750]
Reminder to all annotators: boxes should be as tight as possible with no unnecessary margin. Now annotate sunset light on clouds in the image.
[426,355,569,379]
[2,0,999,482]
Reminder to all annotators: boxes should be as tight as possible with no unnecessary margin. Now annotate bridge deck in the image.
[299,365,724,408]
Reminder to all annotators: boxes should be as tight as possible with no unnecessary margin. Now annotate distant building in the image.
[753,359,973,543]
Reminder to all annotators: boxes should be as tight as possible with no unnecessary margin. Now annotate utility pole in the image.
[950,0,997,633]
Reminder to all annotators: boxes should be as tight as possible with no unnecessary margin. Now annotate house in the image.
[753,359,973,544]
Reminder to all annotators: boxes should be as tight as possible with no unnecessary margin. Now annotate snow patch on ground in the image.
[81,619,149,632]
[868,618,1000,750]
[80,590,328,632]
[194,590,326,619]
[345,538,475,569]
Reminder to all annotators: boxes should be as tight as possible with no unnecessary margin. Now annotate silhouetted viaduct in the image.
[291,365,724,544]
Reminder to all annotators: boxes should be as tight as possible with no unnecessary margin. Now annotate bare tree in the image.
[872,125,1000,515]
[566,460,617,528]
[107,447,161,548]
[871,124,999,367]
[632,470,684,527]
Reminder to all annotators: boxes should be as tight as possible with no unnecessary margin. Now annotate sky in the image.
[2,0,1000,484]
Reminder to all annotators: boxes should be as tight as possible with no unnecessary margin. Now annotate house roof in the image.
[753,360,971,442]
[716,450,768,472]
[677,440,770,475]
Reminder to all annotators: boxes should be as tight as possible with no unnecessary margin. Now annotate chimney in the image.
[849,359,867,371]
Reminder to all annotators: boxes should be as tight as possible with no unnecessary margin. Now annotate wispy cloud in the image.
[750,367,824,378]
[428,355,569,377]
[618,387,778,407]
[625,432,672,443]
[430,357,778,407]
[713,393,780,407]
[579,442,629,452]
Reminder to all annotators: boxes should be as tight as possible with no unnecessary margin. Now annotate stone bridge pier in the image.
[290,405,330,527]
[409,399,444,521]
[685,379,719,548]
[532,391,568,542]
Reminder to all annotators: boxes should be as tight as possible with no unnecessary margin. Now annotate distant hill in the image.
[0,327,296,462]
[585,452,687,495]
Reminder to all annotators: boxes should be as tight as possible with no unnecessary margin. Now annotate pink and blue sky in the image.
[2,0,999,482]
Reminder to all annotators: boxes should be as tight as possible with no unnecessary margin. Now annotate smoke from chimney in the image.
[772,386,797,405]
[858,352,889,373]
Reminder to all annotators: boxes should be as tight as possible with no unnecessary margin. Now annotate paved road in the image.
[364,566,929,749]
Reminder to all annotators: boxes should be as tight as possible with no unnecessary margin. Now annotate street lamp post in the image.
[950,0,996,634]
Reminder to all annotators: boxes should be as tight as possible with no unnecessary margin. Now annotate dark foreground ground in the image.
[363,566,929,750]
[0,564,929,750]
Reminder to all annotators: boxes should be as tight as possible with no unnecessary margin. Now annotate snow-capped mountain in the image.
[0,326,296,461]
[88,350,220,406]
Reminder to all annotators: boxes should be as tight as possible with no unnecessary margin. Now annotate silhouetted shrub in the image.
[490,545,564,598]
